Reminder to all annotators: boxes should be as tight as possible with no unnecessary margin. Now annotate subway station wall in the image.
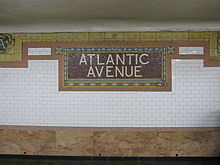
[0,32,220,157]
[0,32,220,127]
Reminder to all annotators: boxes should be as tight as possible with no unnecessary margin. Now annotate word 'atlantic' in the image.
[78,53,150,78]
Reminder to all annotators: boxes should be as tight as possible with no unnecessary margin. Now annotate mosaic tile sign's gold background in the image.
[1,32,220,62]
[0,127,219,157]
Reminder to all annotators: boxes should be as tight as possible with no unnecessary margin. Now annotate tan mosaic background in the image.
[1,32,220,62]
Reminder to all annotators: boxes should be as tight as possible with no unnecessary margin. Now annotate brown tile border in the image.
[0,41,211,67]
[20,41,210,91]
[171,41,209,60]
[23,41,174,91]
[0,41,214,91]
[203,42,220,67]
[0,44,28,68]
[0,125,219,132]
[204,59,220,67]
[0,61,28,68]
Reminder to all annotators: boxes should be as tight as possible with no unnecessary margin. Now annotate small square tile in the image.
[57,38,73,42]
[88,32,105,42]
[58,33,73,39]
[5,47,15,54]
[42,33,58,41]
[72,39,89,42]
[72,32,88,40]
[210,49,218,57]
[217,32,220,53]
[173,32,188,41]
[141,32,157,41]
[188,32,205,41]
[14,33,27,40]
[124,32,140,41]
[204,32,211,41]
[14,41,22,50]
[27,33,42,41]
[104,32,124,39]
[210,38,218,49]
[157,32,173,41]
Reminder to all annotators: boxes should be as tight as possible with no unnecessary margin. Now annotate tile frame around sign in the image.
[57,42,173,91]
[21,41,209,91]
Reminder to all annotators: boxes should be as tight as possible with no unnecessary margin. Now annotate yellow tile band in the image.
[1,32,220,62]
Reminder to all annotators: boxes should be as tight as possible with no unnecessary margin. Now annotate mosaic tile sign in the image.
[1,31,211,91]
[56,43,173,91]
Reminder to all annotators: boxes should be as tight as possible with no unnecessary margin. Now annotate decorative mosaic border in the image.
[0,31,219,64]
[60,47,166,52]
[16,41,210,91]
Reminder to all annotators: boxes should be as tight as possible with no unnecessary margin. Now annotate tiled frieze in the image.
[173,32,189,41]
[217,32,220,53]
[124,32,141,41]
[27,33,42,41]
[188,32,205,41]
[72,32,89,42]
[157,32,173,41]
[104,32,124,41]
[0,31,219,91]
[1,31,220,63]
[88,32,105,42]
[141,32,157,41]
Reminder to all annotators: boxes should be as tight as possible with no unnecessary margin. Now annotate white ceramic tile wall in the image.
[0,59,220,127]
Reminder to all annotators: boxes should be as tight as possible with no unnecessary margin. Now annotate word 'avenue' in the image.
[78,53,150,78]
